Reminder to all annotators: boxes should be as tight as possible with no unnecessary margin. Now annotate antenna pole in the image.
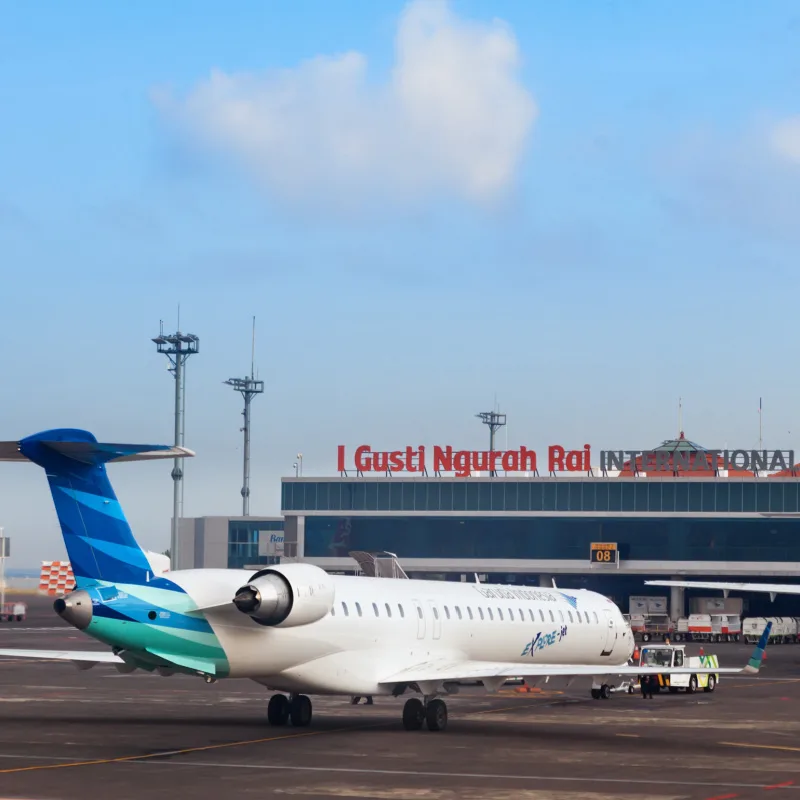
[678,397,683,436]
[226,318,265,517]
[759,397,763,451]
[476,410,507,476]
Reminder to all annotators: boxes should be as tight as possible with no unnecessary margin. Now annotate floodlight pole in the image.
[152,322,199,568]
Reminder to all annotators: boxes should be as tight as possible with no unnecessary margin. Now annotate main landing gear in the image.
[402,697,448,731]
[590,684,612,700]
[267,693,312,727]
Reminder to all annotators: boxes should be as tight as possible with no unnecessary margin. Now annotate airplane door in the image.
[601,609,617,657]
[413,600,425,639]
[428,600,441,640]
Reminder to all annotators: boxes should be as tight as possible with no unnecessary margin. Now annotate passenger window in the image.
[331,606,335,616]
[559,610,564,622]
[385,603,392,617]
[549,610,555,622]
[355,602,362,617]
[433,607,439,620]
[417,606,423,619]
[456,607,462,620]
[584,612,590,624]
[539,609,545,622]
[576,612,581,623]
[372,603,379,617]
[478,608,484,620]
[497,608,504,621]
[518,608,524,621]
[444,606,450,620]
[593,612,599,624]
[399,604,405,618]
[468,607,474,620]
[342,602,349,616]
[488,608,494,621]
[675,651,684,667]
[568,611,573,622]
[528,609,535,622]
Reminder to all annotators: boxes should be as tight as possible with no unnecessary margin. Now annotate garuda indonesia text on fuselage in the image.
[0,429,771,732]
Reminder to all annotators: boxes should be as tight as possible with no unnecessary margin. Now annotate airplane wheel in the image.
[425,699,448,731]
[267,694,290,726]
[402,698,425,731]
[703,674,716,693]
[600,684,612,700]
[289,694,312,727]
[591,688,601,700]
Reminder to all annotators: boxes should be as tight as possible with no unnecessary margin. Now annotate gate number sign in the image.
[590,542,618,564]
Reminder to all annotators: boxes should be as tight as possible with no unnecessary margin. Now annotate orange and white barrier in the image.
[38,561,75,596]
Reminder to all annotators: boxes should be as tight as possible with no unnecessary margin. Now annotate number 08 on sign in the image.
[590,542,618,566]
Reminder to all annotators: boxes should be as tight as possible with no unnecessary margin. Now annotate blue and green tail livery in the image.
[0,428,192,588]
[0,429,229,676]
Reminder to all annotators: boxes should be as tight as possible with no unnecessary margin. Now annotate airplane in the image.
[0,428,772,733]
[646,579,800,602]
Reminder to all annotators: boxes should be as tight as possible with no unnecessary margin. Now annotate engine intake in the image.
[233,563,335,628]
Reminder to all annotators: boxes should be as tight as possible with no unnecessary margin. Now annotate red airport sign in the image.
[337,445,590,476]
[335,445,798,477]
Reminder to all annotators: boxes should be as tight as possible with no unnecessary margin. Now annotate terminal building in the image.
[178,433,800,618]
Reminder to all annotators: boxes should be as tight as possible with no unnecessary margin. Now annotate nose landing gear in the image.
[590,684,612,700]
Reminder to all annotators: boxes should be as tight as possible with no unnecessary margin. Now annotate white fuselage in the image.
[171,570,635,696]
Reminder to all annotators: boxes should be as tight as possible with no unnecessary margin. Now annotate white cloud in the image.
[770,116,800,164]
[154,0,536,212]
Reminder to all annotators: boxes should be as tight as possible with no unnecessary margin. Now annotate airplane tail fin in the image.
[2,429,192,588]
[742,620,772,674]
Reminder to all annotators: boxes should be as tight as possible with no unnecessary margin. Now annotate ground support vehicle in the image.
[631,614,675,642]
[633,644,720,694]
[0,602,27,622]
[743,617,797,644]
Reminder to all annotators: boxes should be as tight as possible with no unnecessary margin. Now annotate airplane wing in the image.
[0,649,123,663]
[379,623,770,687]
[646,579,800,598]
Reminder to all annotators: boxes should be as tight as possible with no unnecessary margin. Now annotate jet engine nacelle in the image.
[233,563,335,628]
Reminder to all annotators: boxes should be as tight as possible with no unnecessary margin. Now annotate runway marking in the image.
[0,721,390,775]
[721,741,800,754]
[766,783,796,790]
[703,794,738,800]
[136,761,800,792]
[615,733,640,738]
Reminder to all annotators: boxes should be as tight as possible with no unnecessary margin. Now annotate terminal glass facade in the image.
[282,479,800,515]
[303,515,800,563]
[227,519,284,570]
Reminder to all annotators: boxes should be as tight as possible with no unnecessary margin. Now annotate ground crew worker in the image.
[641,675,654,700]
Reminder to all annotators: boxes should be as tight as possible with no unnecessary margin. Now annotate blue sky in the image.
[1,0,799,567]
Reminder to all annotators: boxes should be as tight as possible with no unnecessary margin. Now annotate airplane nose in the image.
[54,590,93,631]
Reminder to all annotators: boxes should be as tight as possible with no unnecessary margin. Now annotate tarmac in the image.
[2,594,800,800]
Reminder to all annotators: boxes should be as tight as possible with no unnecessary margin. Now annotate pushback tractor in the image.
[634,644,720,694]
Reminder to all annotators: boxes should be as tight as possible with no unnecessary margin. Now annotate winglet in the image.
[742,621,772,674]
